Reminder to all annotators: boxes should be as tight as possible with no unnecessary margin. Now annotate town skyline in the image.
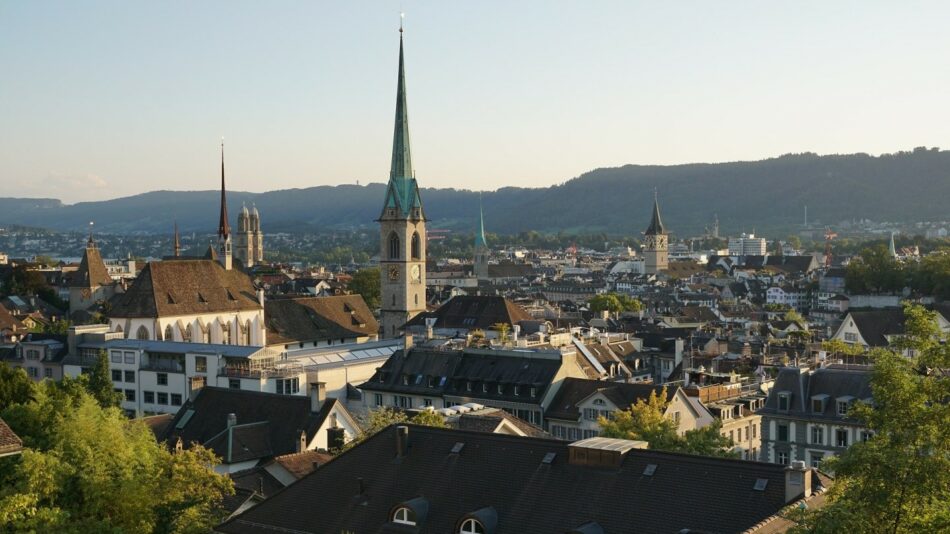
[3,2,950,202]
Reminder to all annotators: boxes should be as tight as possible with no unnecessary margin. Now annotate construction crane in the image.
[824,228,838,267]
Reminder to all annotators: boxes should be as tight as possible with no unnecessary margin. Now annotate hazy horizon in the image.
[3,2,949,202]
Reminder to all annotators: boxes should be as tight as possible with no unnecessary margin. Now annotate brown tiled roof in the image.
[71,246,113,288]
[265,295,378,345]
[272,449,336,479]
[0,417,23,456]
[0,303,24,332]
[109,260,260,318]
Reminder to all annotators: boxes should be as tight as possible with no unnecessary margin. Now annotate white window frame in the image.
[392,507,415,526]
[459,518,485,534]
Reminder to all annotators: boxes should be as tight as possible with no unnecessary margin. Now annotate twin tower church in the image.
[207,27,668,339]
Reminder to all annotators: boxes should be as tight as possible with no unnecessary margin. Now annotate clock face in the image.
[410,265,421,281]
[388,265,400,281]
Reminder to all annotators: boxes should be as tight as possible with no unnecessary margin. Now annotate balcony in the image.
[217,362,304,379]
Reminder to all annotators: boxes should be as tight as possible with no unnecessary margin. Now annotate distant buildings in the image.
[728,233,768,256]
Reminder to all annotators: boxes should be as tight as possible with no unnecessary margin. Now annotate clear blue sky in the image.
[2,1,948,202]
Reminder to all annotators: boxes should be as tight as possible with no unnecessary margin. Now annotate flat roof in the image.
[77,339,266,358]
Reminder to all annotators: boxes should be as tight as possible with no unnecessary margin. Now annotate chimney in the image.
[425,317,436,340]
[600,310,609,320]
[395,425,409,458]
[784,461,812,504]
[674,338,685,368]
[403,334,414,351]
[310,382,327,413]
[512,324,520,342]
[226,413,237,428]
[257,288,265,308]
[296,429,307,453]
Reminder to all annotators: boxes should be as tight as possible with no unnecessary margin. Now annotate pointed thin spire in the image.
[888,231,897,258]
[218,139,231,239]
[390,19,412,183]
[173,221,181,257]
[475,193,488,249]
[87,221,95,248]
[645,190,666,235]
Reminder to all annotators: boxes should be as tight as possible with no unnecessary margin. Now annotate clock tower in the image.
[644,191,668,274]
[378,26,426,339]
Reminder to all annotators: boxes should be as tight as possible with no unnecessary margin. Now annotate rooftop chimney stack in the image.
[310,382,327,413]
[297,429,307,453]
[395,425,409,458]
[784,461,812,504]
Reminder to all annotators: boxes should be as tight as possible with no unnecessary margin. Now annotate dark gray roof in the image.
[847,309,906,347]
[546,377,674,421]
[761,367,873,420]
[161,387,337,463]
[217,425,805,534]
[405,295,533,331]
[265,295,378,345]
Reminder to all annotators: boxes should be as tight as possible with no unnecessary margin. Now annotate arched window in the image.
[165,325,175,342]
[183,325,193,343]
[221,322,231,345]
[459,519,485,534]
[115,324,123,334]
[202,327,211,344]
[243,320,252,346]
[392,507,416,526]
[411,232,421,259]
[136,325,149,340]
[389,232,400,259]
[415,294,418,306]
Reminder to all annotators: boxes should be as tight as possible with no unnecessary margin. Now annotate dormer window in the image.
[530,387,537,398]
[777,391,791,412]
[459,519,486,534]
[513,385,521,396]
[836,396,854,416]
[482,383,488,393]
[811,394,828,414]
[593,398,606,406]
[497,384,503,395]
[392,507,416,526]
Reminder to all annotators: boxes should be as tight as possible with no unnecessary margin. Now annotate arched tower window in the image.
[411,232,421,259]
[136,325,149,340]
[389,233,401,260]
[165,325,175,342]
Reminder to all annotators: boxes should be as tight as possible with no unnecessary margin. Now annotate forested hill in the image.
[2,149,948,237]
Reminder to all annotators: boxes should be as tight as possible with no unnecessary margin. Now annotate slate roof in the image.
[405,295,533,331]
[360,347,564,405]
[847,309,906,347]
[265,295,378,346]
[454,408,551,438]
[0,417,23,456]
[761,367,873,420]
[545,377,674,421]
[109,259,261,318]
[70,245,113,288]
[217,425,804,534]
[161,387,337,463]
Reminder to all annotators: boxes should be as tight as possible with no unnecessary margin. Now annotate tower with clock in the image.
[378,25,427,339]
[644,192,669,274]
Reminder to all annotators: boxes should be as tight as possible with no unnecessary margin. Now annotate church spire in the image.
[390,17,412,182]
[381,20,424,219]
[475,194,488,249]
[218,140,230,239]
[645,189,666,235]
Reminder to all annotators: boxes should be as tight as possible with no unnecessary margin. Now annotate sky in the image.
[1,1,949,203]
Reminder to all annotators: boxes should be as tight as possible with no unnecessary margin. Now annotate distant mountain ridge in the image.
[3,150,948,237]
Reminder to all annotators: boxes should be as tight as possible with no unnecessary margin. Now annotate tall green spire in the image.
[475,194,488,249]
[390,30,412,182]
[382,26,424,218]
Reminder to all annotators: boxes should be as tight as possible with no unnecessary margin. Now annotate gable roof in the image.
[405,295,533,331]
[546,377,674,421]
[0,417,23,456]
[217,425,805,534]
[762,367,873,418]
[265,295,378,346]
[847,309,906,347]
[108,259,260,318]
[70,245,113,288]
[161,387,336,462]
[454,408,551,438]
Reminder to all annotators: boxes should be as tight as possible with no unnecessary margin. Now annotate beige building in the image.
[687,382,766,461]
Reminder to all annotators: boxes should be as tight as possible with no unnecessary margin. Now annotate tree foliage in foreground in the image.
[0,378,233,533]
[598,388,737,458]
[789,304,950,533]
[343,407,447,451]
[347,267,381,310]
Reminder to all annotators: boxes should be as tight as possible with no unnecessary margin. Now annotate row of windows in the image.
[126,322,253,345]
[550,425,599,441]
[392,508,485,533]
[776,423,870,447]
[135,390,183,406]
[21,366,53,378]
[728,424,756,443]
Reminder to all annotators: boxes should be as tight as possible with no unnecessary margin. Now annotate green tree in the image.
[0,363,34,412]
[88,349,122,409]
[589,293,642,315]
[598,388,737,458]
[0,382,233,533]
[348,268,381,310]
[346,407,447,450]
[790,304,950,533]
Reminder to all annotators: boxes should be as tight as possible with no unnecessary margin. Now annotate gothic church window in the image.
[411,232,421,259]
[164,325,174,342]
[136,326,149,340]
[389,233,400,259]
